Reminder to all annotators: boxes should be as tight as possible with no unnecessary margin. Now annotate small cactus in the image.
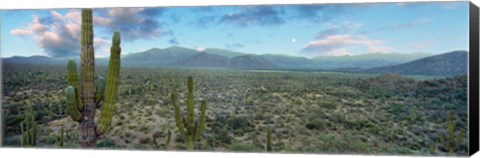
[171,76,207,150]
[48,104,54,119]
[165,130,171,149]
[59,126,65,147]
[152,129,171,149]
[267,128,272,152]
[439,111,463,155]
[152,134,160,149]
[20,105,38,147]
[429,142,436,155]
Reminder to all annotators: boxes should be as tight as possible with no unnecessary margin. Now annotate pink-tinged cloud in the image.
[300,34,393,57]
[10,8,165,57]
[10,11,110,57]
[10,28,32,36]
[93,16,113,26]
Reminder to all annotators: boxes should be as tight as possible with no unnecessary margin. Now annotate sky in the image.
[0,1,470,58]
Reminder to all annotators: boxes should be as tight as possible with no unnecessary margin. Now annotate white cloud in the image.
[301,34,393,57]
[195,47,206,52]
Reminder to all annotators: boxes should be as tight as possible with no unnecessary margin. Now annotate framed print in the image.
[1,1,479,157]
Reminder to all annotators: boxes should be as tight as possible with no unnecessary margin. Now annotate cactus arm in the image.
[172,93,186,136]
[20,122,24,146]
[187,76,193,93]
[456,128,463,149]
[95,76,105,105]
[439,134,447,151]
[26,108,32,146]
[66,86,82,121]
[447,111,454,148]
[182,117,188,132]
[31,112,37,146]
[67,60,83,110]
[194,100,207,140]
[186,76,195,135]
[186,93,195,135]
[96,30,121,135]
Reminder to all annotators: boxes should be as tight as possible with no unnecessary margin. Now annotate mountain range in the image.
[2,46,468,76]
[362,50,468,76]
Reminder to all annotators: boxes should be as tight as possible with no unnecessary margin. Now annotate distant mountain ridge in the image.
[312,52,432,69]
[201,48,246,58]
[174,52,231,67]
[2,46,468,76]
[362,50,468,76]
[122,46,198,67]
[174,53,279,69]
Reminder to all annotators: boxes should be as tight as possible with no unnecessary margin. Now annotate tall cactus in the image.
[65,8,121,147]
[20,105,38,147]
[266,128,272,152]
[171,76,207,150]
[439,111,463,155]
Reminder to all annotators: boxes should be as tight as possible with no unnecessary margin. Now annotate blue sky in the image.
[0,1,469,58]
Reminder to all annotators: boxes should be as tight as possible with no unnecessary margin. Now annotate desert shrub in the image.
[43,132,60,145]
[139,137,151,144]
[299,133,372,153]
[128,125,136,130]
[215,128,232,145]
[115,121,123,126]
[140,125,149,133]
[4,115,23,127]
[318,101,337,109]
[213,112,228,128]
[97,139,119,148]
[305,118,326,130]
[294,97,304,105]
[344,119,374,130]
[228,143,255,152]
[228,116,252,134]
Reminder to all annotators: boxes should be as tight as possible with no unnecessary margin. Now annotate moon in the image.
[291,38,296,43]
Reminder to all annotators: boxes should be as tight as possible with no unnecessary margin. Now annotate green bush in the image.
[215,128,232,145]
[97,139,119,148]
[228,143,255,152]
[305,118,326,130]
[228,116,252,135]
[318,101,337,109]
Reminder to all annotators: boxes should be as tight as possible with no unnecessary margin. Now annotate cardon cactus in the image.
[20,105,38,147]
[65,8,121,147]
[266,128,272,151]
[59,126,65,147]
[171,76,207,150]
[439,111,463,155]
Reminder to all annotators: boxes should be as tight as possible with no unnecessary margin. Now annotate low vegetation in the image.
[1,63,468,156]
